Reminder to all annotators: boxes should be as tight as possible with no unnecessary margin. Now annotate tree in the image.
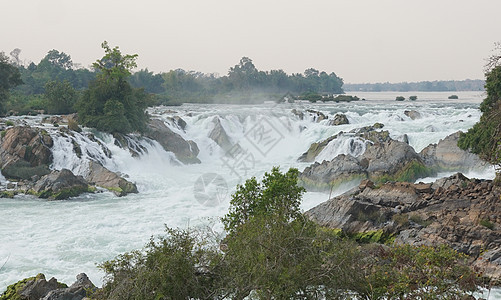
[0,52,23,114]
[44,80,78,114]
[76,42,149,134]
[458,43,501,172]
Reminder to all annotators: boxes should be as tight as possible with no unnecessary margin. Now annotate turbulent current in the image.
[0,91,498,296]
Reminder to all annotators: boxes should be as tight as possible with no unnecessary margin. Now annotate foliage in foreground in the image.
[95,167,483,300]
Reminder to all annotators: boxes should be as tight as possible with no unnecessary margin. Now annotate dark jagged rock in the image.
[113,133,148,157]
[85,161,138,196]
[327,113,349,126]
[1,273,95,300]
[306,173,501,279]
[291,109,304,120]
[166,116,187,131]
[146,119,201,164]
[208,117,233,151]
[1,273,67,300]
[32,169,92,200]
[42,273,96,300]
[0,126,53,180]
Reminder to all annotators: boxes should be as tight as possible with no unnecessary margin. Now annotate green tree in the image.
[458,44,501,171]
[44,80,78,114]
[76,42,149,134]
[0,52,23,113]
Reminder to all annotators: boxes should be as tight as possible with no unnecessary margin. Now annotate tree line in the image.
[0,47,345,116]
[345,79,485,92]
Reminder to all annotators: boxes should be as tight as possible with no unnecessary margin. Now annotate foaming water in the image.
[0,91,497,294]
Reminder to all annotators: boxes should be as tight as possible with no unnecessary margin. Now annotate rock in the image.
[146,119,201,164]
[306,109,328,122]
[300,131,432,191]
[291,109,304,120]
[298,134,340,162]
[420,131,487,171]
[85,161,138,196]
[0,126,53,180]
[113,133,148,157]
[404,110,421,120]
[167,116,187,131]
[208,117,233,151]
[32,169,92,200]
[328,113,349,126]
[299,154,367,191]
[42,273,96,300]
[1,273,67,300]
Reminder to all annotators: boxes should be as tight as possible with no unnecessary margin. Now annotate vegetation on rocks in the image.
[93,167,483,299]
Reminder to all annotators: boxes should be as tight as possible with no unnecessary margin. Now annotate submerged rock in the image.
[404,110,421,120]
[146,119,201,164]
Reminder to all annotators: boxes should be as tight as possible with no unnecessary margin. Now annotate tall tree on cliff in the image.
[76,42,150,134]
[458,43,501,178]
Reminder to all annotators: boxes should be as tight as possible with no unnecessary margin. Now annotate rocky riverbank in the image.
[306,172,501,280]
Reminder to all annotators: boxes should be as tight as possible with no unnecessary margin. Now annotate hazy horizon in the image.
[2,0,500,84]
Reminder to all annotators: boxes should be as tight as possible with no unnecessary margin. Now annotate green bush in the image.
[395,96,405,101]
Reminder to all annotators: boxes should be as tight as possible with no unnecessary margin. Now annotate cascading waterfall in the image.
[1,92,498,298]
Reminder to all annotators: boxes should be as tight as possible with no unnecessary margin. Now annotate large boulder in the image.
[85,161,138,196]
[146,119,201,164]
[404,110,421,120]
[0,126,53,180]
[208,117,233,151]
[420,131,487,171]
[32,169,92,200]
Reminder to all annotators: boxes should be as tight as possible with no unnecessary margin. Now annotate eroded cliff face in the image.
[306,173,501,279]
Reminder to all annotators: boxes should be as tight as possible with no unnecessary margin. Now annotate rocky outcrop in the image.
[43,273,96,300]
[300,137,431,191]
[0,126,53,180]
[327,113,349,126]
[208,117,233,151]
[306,173,501,279]
[298,124,388,163]
[420,131,486,171]
[1,273,95,300]
[32,169,93,200]
[146,119,201,164]
[85,161,138,196]
[299,130,489,191]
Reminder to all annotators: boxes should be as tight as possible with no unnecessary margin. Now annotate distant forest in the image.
[4,48,344,108]
[344,80,485,92]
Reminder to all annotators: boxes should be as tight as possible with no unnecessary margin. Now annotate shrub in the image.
[409,95,417,101]
[449,94,459,99]
[395,96,405,101]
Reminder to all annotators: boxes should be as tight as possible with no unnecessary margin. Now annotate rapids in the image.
[0,91,498,297]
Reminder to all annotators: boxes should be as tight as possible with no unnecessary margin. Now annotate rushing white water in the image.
[0,91,498,298]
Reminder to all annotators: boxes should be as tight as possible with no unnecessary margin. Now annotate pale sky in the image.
[2,0,500,83]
